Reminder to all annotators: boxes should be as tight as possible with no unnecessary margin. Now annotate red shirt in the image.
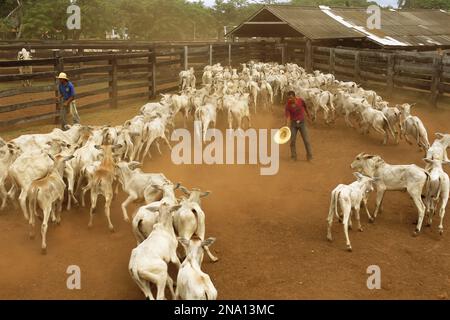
[285,98,306,122]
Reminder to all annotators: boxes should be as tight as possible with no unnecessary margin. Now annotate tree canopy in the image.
[0,0,448,40]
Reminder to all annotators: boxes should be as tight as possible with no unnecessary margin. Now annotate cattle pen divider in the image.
[0,40,449,129]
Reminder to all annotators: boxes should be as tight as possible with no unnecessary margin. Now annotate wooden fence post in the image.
[228,44,232,67]
[329,48,335,75]
[281,43,286,65]
[387,53,395,96]
[305,39,312,73]
[354,51,361,84]
[184,45,188,70]
[209,45,213,65]
[431,54,443,107]
[149,46,156,99]
[53,49,63,125]
[109,57,118,109]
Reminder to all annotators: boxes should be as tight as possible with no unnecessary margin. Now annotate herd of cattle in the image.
[0,59,449,299]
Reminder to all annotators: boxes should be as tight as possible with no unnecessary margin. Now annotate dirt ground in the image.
[0,93,450,300]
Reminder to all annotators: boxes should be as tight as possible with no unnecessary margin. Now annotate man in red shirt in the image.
[285,91,313,161]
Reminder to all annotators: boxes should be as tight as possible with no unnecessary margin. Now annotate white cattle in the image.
[0,141,20,210]
[18,48,32,87]
[175,237,218,300]
[226,94,251,130]
[132,182,180,244]
[128,204,181,300]
[28,155,73,254]
[174,187,218,262]
[326,173,376,251]
[195,103,217,142]
[140,114,172,162]
[351,153,430,236]
[115,161,171,222]
[357,104,395,145]
[423,159,450,235]
[259,80,274,112]
[427,133,450,162]
[398,104,430,152]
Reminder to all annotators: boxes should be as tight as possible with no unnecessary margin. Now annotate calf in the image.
[427,133,450,162]
[175,237,218,300]
[326,173,376,251]
[423,159,450,235]
[129,204,181,300]
[132,182,180,244]
[28,155,73,254]
[357,104,395,145]
[195,103,217,142]
[174,187,218,262]
[399,104,430,152]
[115,161,171,222]
[82,144,121,232]
[226,94,251,130]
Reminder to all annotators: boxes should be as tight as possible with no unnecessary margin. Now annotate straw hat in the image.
[274,126,291,145]
[56,72,69,80]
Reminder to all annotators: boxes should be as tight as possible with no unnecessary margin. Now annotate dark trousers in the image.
[290,120,313,160]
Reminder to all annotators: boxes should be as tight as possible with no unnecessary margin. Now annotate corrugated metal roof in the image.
[267,6,364,40]
[227,5,450,47]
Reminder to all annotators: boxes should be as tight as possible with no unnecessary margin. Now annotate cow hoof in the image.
[347,246,352,252]
[123,217,130,223]
[109,227,115,233]
[358,228,364,232]
[326,236,333,242]
[368,218,375,224]
[88,223,93,229]
[413,230,420,237]
[41,248,47,255]
[439,229,444,236]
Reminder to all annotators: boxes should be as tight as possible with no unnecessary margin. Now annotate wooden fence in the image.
[0,41,282,129]
[285,40,450,106]
[1,39,448,129]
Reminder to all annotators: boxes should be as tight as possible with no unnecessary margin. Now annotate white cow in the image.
[423,158,450,235]
[326,173,376,251]
[175,237,218,300]
[128,204,181,300]
[351,153,430,236]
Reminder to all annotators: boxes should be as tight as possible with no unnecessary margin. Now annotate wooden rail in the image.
[0,41,280,129]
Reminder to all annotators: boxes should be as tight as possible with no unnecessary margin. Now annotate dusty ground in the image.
[0,93,450,300]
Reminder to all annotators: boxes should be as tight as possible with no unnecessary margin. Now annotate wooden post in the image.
[148,47,156,99]
[387,53,395,96]
[109,57,118,109]
[184,45,188,70]
[281,43,286,65]
[354,51,361,84]
[329,48,335,75]
[209,45,213,65]
[305,39,312,73]
[53,50,63,125]
[228,44,232,67]
[430,54,443,107]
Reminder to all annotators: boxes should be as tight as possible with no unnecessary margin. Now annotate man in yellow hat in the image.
[285,90,313,161]
[57,72,80,129]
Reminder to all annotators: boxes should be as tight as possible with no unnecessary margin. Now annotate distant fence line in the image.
[0,41,280,128]
[0,40,448,129]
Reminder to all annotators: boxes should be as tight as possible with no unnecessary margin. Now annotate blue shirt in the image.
[59,81,76,101]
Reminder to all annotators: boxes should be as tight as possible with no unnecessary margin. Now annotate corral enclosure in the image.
[0,39,449,130]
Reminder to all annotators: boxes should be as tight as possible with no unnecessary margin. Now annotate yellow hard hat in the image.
[56,72,69,80]
[274,126,291,145]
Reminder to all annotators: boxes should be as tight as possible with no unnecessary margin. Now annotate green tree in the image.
[398,0,450,9]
